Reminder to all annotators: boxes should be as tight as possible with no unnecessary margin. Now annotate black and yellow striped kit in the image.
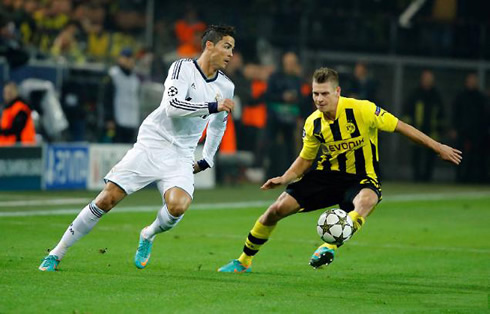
[300,97,399,181]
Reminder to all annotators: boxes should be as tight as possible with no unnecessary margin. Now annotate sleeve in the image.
[202,112,228,168]
[362,101,399,133]
[163,60,219,118]
[201,83,234,167]
[299,118,321,160]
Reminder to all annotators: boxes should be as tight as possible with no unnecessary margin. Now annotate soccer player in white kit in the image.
[39,25,236,271]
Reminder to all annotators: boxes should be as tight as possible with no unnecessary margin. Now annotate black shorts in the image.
[285,170,382,213]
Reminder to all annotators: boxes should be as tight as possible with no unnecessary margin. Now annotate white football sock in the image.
[142,204,183,240]
[49,202,105,260]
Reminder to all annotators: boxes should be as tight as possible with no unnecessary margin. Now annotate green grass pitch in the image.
[0,183,489,313]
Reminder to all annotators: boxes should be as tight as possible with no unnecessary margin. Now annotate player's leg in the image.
[310,176,381,268]
[348,187,379,231]
[218,192,301,273]
[135,185,193,269]
[39,182,126,271]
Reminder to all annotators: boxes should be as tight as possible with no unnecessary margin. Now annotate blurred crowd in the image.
[0,0,488,68]
[0,0,147,65]
[0,0,489,184]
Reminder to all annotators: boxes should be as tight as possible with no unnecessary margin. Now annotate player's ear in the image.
[336,86,341,96]
[205,40,214,50]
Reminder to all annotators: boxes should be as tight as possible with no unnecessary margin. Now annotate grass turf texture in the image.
[0,183,489,313]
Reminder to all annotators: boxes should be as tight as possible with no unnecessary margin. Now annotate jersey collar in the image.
[193,59,219,82]
[336,97,346,119]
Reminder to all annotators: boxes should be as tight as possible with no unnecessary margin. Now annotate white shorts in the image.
[104,143,194,198]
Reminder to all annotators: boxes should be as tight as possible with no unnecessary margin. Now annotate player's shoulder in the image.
[304,110,322,126]
[171,58,194,65]
[218,70,235,87]
[341,96,374,107]
[169,58,194,79]
[342,97,376,114]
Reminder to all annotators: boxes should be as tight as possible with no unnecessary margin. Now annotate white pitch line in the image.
[386,191,490,202]
[0,191,489,218]
[0,201,271,217]
[0,198,90,207]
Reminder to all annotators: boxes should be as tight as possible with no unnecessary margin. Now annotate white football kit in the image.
[105,58,234,197]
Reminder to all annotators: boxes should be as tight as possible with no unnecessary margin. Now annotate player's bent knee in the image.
[164,187,192,217]
[94,182,127,211]
[358,196,377,208]
[353,190,379,215]
[94,193,117,212]
[262,203,290,224]
[166,203,188,217]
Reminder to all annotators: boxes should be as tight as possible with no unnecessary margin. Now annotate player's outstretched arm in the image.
[261,157,313,190]
[395,120,462,165]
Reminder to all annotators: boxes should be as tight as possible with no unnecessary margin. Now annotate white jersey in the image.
[137,58,234,167]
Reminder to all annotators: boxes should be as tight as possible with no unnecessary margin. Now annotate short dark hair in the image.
[201,25,235,50]
[313,67,339,86]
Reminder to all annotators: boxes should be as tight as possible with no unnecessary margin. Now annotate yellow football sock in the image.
[238,219,276,267]
[348,210,366,232]
[238,253,253,267]
[319,243,338,250]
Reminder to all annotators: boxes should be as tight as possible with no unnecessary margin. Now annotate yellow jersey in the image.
[300,96,399,181]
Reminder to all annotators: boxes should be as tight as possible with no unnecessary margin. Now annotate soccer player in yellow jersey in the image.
[218,67,462,273]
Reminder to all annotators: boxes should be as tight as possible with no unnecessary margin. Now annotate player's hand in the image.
[193,159,210,174]
[261,176,286,190]
[193,162,201,174]
[437,144,462,165]
[217,99,235,113]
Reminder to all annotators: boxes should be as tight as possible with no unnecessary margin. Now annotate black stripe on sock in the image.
[243,246,259,256]
[247,233,267,245]
[89,203,102,218]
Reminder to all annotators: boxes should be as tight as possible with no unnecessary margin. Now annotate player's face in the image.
[209,35,235,70]
[312,81,340,113]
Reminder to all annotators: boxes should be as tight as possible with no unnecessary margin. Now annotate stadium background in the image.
[0,1,489,312]
[0,0,489,188]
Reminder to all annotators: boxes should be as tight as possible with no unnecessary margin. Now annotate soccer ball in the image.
[317,209,354,245]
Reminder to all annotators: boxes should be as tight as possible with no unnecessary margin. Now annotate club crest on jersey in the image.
[191,83,196,89]
[375,106,381,116]
[168,86,178,97]
[346,122,356,134]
